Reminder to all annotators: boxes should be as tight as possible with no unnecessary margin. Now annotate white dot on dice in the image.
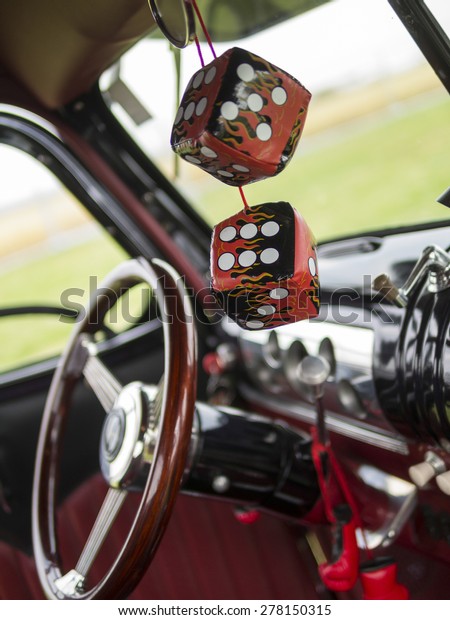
[193,71,204,89]
[308,257,317,276]
[270,287,289,300]
[238,250,257,267]
[205,66,216,84]
[196,97,208,116]
[237,63,256,82]
[185,155,201,164]
[240,223,258,239]
[257,305,276,316]
[175,107,184,124]
[246,320,264,329]
[261,221,280,237]
[201,146,218,158]
[256,122,272,141]
[184,101,195,120]
[271,86,288,105]
[221,101,239,121]
[219,226,236,242]
[260,248,279,264]
[247,93,264,112]
[218,253,235,271]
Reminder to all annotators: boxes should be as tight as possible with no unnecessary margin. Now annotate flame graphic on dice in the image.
[171,48,311,186]
[211,202,320,330]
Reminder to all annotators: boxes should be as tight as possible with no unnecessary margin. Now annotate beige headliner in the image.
[0,0,155,108]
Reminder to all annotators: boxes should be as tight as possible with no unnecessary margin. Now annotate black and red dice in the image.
[171,47,311,186]
[210,201,320,330]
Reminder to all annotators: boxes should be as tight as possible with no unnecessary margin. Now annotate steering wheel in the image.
[32,258,197,599]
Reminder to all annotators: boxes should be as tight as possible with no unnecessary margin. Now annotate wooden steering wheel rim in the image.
[32,258,197,599]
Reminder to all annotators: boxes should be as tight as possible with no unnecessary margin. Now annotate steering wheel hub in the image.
[102,408,125,461]
[99,382,158,489]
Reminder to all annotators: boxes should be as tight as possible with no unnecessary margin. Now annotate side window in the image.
[0,145,128,373]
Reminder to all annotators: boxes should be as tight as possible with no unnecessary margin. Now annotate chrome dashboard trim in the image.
[356,465,417,549]
[239,383,409,455]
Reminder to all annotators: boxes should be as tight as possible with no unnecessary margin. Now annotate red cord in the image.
[190,1,250,212]
[194,35,205,67]
[327,450,373,560]
[191,0,217,59]
[310,430,335,523]
[238,186,249,210]
[311,427,373,561]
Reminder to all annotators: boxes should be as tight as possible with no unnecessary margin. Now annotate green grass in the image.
[0,235,127,372]
[1,94,448,373]
[194,96,450,239]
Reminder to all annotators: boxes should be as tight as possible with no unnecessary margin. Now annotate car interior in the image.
[0,0,449,601]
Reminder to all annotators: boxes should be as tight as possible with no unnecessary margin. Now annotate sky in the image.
[116,0,450,165]
[134,0,450,110]
[1,0,449,209]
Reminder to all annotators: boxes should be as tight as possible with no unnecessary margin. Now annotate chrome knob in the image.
[372,273,408,308]
[298,355,331,444]
[297,355,331,389]
[373,245,450,309]
[408,451,445,488]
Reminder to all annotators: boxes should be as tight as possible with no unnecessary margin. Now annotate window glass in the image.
[107,0,450,240]
[426,0,450,37]
[0,146,128,373]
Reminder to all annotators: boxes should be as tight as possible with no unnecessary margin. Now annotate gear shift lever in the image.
[299,355,360,591]
[297,355,331,444]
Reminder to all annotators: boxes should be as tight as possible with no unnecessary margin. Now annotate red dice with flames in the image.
[171,47,311,186]
[211,202,319,330]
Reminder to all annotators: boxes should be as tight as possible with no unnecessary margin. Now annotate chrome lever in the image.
[372,244,450,308]
[356,465,417,549]
[297,355,331,445]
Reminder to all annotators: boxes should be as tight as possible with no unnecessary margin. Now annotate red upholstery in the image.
[0,540,42,599]
[0,475,318,600]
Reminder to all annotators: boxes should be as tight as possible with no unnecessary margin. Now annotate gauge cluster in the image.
[232,226,450,458]
[235,319,409,454]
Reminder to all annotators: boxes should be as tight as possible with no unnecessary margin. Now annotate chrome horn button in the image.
[99,382,159,489]
[101,408,126,462]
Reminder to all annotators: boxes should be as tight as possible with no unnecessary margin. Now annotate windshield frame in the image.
[388,0,450,93]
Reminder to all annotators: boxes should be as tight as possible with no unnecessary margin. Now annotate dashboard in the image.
[234,223,450,448]
[219,222,450,565]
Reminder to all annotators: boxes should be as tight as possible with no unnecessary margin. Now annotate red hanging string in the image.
[191,0,250,213]
[191,0,217,60]
[238,186,249,210]
[194,35,205,67]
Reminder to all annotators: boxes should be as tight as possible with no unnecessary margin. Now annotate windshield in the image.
[104,0,450,241]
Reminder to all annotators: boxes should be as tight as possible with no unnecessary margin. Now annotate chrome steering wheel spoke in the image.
[55,488,127,596]
[81,340,122,414]
[75,487,127,578]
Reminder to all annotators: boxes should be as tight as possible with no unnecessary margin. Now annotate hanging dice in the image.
[210,201,320,330]
[171,47,311,187]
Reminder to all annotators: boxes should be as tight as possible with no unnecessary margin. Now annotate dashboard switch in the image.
[408,451,445,487]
